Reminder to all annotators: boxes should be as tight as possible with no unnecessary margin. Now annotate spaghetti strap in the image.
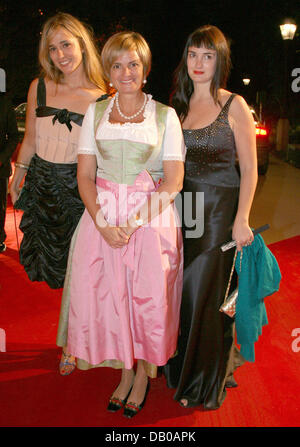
[37,77,46,107]
[218,93,236,120]
[35,77,84,131]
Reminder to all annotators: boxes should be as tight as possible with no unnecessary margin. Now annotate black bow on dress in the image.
[36,106,84,131]
[52,108,72,131]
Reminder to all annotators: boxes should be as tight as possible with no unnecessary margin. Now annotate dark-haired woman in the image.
[164,25,257,409]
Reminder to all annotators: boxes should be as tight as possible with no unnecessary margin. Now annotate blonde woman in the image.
[10,12,107,290]
[10,12,108,375]
[56,31,185,418]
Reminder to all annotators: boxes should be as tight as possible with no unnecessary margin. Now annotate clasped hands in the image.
[96,217,139,249]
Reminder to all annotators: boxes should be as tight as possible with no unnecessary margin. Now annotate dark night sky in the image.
[0,0,299,121]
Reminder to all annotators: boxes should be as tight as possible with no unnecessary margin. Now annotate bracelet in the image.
[128,214,143,229]
[135,216,144,227]
[15,161,29,170]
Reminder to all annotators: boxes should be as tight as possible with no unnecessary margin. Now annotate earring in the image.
[109,82,113,87]
[143,79,147,84]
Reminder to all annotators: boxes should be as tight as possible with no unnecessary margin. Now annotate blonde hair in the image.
[39,12,107,91]
[101,31,151,84]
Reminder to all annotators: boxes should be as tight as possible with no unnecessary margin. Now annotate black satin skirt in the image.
[164,177,244,409]
[19,154,84,289]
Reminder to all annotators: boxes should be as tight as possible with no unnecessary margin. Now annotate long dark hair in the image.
[171,25,231,122]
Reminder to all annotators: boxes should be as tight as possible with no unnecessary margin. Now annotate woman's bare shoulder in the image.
[229,94,252,119]
[218,88,232,106]
[88,87,107,101]
[28,77,40,93]
[218,89,248,111]
[27,78,40,104]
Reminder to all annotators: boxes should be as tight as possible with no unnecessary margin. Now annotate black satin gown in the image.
[164,94,244,409]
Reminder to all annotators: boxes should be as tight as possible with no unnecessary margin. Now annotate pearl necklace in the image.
[115,92,147,120]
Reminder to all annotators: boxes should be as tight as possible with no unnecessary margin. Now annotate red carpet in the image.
[1,198,300,427]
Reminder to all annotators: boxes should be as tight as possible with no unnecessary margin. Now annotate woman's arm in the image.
[10,79,38,203]
[77,103,129,248]
[230,95,258,251]
[125,160,184,234]
[77,154,129,248]
[124,106,185,235]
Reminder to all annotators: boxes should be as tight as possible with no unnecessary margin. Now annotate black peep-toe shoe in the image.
[107,387,133,413]
[123,383,150,419]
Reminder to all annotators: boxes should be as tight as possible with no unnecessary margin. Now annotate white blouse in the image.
[78,95,186,164]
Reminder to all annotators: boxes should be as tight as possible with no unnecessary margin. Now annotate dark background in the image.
[0,0,299,124]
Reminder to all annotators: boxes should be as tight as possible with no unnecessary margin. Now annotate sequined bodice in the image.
[183,94,240,188]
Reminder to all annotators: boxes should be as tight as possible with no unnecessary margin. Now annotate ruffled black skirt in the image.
[18,154,84,289]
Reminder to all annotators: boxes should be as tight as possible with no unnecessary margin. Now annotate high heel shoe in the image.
[225,378,238,388]
[179,398,190,408]
[107,386,133,413]
[225,373,238,388]
[123,382,150,419]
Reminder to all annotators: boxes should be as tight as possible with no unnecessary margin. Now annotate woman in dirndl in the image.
[56,31,185,418]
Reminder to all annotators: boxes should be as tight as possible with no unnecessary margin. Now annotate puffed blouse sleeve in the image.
[77,102,98,156]
[162,107,186,162]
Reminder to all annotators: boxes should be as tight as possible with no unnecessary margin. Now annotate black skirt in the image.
[164,179,244,409]
[18,154,84,289]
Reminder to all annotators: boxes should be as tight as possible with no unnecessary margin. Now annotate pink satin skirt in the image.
[66,171,183,370]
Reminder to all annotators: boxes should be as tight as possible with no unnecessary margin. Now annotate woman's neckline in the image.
[40,78,104,116]
[182,93,233,132]
[37,104,84,117]
[106,94,152,127]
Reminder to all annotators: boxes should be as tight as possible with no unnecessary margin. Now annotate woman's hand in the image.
[121,215,141,239]
[10,185,20,205]
[96,224,130,249]
[232,218,254,252]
